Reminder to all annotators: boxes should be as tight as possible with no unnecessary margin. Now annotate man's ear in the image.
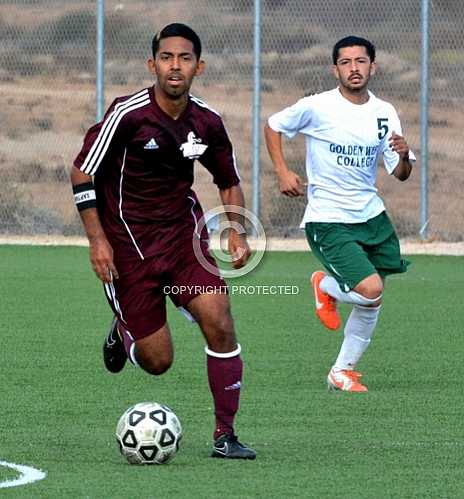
[369,61,377,77]
[147,58,157,77]
[332,64,340,81]
[195,59,205,77]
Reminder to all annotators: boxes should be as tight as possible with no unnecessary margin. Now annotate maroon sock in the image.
[206,349,243,440]
[118,321,136,364]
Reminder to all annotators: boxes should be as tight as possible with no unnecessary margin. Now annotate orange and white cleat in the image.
[327,368,368,392]
[311,271,341,330]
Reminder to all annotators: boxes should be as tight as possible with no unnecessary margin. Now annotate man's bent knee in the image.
[137,351,173,376]
[354,274,384,300]
[133,324,174,375]
[143,359,173,376]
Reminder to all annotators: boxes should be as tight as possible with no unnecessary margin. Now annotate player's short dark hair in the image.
[152,23,202,60]
[332,36,376,64]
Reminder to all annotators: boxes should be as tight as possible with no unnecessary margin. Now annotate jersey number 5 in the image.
[377,118,389,140]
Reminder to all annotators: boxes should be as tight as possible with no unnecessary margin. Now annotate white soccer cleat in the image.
[327,367,368,392]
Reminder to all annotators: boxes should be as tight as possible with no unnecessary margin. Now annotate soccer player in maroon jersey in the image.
[71,23,256,459]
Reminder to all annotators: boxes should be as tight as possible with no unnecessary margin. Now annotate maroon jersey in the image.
[73,86,240,260]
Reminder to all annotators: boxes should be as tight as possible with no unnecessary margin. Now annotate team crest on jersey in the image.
[180,131,208,159]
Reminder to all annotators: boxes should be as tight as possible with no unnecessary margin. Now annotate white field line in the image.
[0,460,47,488]
[0,235,463,255]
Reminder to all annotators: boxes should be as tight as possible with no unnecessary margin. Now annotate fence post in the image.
[96,0,105,122]
[252,0,262,223]
[420,0,430,240]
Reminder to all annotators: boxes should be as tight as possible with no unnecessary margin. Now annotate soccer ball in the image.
[116,401,182,465]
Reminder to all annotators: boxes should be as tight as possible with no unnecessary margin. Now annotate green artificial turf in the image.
[1,246,463,498]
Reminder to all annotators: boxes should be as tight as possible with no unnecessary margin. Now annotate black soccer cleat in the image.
[211,433,256,460]
[103,317,127,373]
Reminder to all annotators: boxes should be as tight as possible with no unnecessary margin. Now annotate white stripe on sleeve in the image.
[81,89,150,175]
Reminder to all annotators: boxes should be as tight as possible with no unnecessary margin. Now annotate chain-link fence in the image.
[1,0,463,240]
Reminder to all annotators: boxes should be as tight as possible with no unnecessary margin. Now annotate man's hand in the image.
[89,234,119,283]
[278,169,305,197]
[228,231,251,269]
[264,124,306,197]
[219,185,251,269]
[390,131,413,181]
[389,131,410,160]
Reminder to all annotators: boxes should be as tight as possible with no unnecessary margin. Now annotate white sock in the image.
[333,305,381,371]
[320,275,381,306]
[129,343,140,368]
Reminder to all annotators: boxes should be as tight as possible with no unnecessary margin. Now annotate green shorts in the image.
[305,211,409,292]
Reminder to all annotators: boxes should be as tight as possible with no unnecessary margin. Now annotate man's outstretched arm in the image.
[71,167,118,283]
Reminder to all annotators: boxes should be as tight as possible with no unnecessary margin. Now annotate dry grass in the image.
[1,0,463,239]
[1,76,463,240]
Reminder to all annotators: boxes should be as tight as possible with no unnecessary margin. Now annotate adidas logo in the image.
[224,381,241,391]
[144,138,159,150]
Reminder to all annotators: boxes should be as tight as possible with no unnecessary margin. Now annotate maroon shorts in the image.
[103,236,226,340]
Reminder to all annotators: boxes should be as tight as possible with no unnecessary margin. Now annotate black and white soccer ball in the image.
[116,402,182,465]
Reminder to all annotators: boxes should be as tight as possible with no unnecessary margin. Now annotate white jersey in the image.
[268,88,415,225]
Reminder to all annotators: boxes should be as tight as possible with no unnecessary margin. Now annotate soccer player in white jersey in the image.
[264,36,415,392]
